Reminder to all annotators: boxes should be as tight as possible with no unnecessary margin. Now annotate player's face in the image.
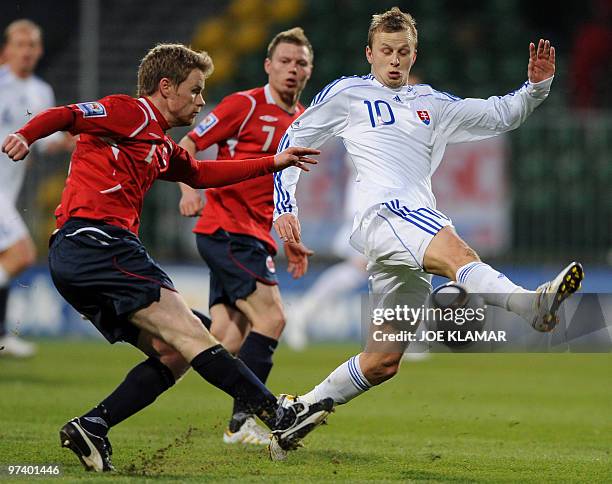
[3,28,43,78]
[167,69,206,127]
[265,42,312,107]
[366,30,416,89]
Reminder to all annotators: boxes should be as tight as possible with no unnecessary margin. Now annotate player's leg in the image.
[131,289,334,453]
[209,303,250,355]
[74,329,190,435]
[60,330,187,471]
[299,268,424,406]
[207,302,272,444]
[0,206,37,357]
[197,230,283,443]
[423,225,583,331]
[235,281,285,387]
[233,281,285,399]
[50,221,332,470]
[301,204,436,406]
[218,284,285,445]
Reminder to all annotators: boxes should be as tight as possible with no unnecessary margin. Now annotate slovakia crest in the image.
[416,110,430,125]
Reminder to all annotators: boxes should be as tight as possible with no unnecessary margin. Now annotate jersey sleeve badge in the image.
[194,113,219,136]
[76,102,107,118]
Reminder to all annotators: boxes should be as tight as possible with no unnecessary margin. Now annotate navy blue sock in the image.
[191,345,278,428]
[0,287,8,337]
[80,357,175,436]
[232,332,278,416]
[192,309,212,331]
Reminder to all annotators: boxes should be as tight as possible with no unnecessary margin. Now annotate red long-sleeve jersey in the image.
[17,95,275,235]
[187,85,304,254]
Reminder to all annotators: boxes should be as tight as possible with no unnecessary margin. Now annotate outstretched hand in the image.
[274,147,320,172]
[528,39,555,83]
[1,133,30,161]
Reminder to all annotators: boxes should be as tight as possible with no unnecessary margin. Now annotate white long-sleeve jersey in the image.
[0,65,59,204]
[273,73,552,246]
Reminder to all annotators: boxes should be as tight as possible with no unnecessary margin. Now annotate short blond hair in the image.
[137,43,214,97]
[368,7,417,49]
[3,19,42,47]
[266,27,314,63]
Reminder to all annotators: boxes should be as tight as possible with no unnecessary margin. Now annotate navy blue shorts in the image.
[196,230,277,308]
[48,218,176,345]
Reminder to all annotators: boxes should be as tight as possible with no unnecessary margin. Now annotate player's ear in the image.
[158,77,174,98]
[264,57,272,75]
[365,45,373,65]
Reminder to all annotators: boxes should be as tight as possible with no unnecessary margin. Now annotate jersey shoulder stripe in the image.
[311,74,374,106]
[237,86,266,102]
[411,84,463,102]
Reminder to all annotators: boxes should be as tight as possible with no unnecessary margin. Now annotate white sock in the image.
[456,261,535,320]
[300,354,371,405]
[0,265,9,287]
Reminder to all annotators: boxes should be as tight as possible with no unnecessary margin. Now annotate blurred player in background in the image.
[2,43,329,471]
[274,8,583,409]
[0,19,72,357]
[178,27,314,445]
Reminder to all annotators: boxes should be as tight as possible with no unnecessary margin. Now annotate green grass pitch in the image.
[0,340,610,482]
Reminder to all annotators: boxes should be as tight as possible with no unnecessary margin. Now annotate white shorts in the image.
[358,201,453,304]
[0,193,29,252]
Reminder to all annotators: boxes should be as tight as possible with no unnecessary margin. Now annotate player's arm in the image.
[177,137,204,217]
[2,106,74,161]
[2,96,145,161]
[273,83,349,244]
[36,85,76,155]
[439,39,555,144]
[177,95,252,216]
[161,142,319,188]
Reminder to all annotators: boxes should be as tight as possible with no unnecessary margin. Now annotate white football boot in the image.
[531,262,584,332]
[223,416,271,445]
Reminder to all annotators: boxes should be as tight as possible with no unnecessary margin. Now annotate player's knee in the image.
[439,247,480,280]
[250,303,286,336]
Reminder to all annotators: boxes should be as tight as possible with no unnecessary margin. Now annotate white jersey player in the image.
[274,8,583,407]
[0,20,68,357]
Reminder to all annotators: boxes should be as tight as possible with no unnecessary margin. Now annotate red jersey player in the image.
[2,43,330,471]
[177,28,314,445]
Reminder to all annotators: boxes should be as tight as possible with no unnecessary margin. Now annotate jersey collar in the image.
[264,84,276,104]
[369,74,413,94]
[140,97,170,131]
[264,83,302,115]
